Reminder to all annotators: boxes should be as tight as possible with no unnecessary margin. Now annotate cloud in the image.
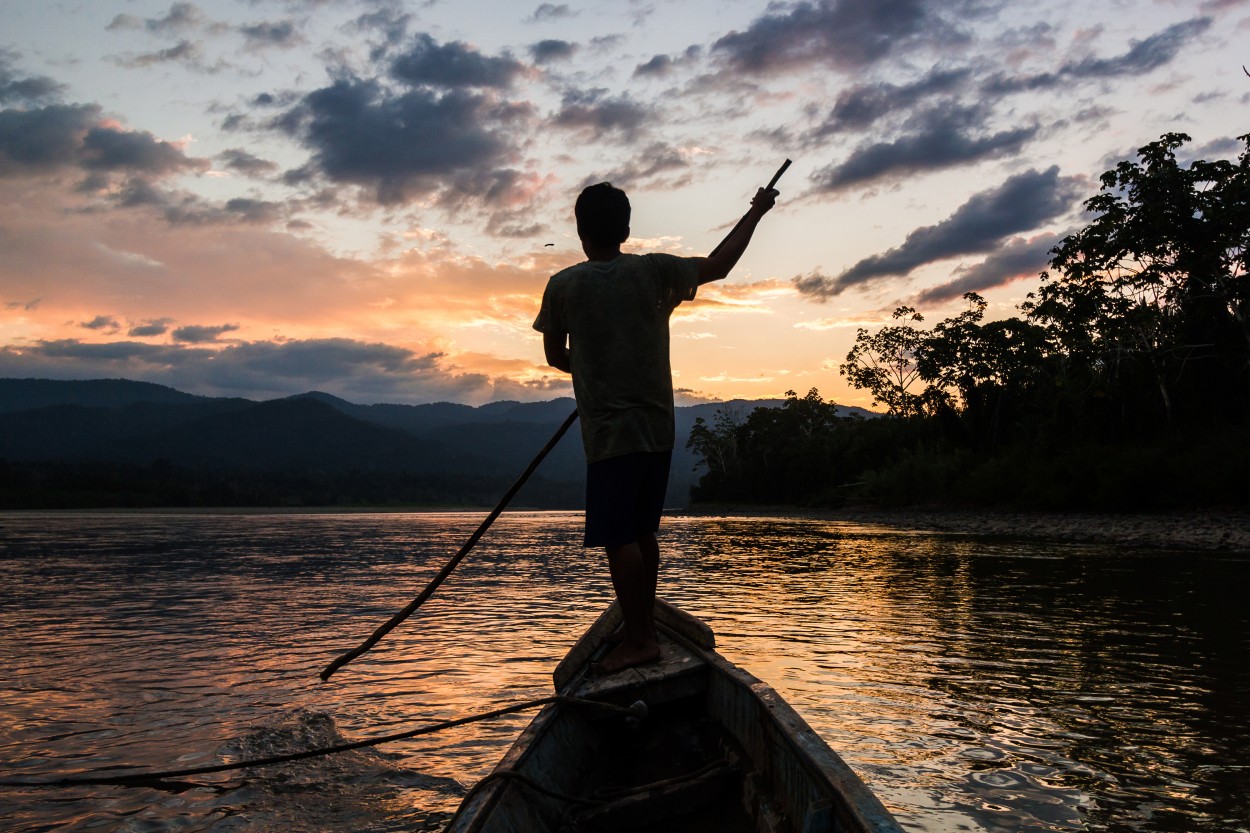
[129,318,173,337]
[218,148,278,176]
[390,34,526,89]
[277,75,531,205]
[914,232,1064,305]
[112,40,207,70]
[240,20,303,50]
[811,104,1038,193]
[528,4,576,23]
[0,99,207,184]
[712,0,981,75]
[553,88,651,140]
[633,45,702,78]
[107,2,207,34]
[530,39,577,64]
[97,178,284,226]
[797,166,1081,298]
[5,298,42,311]
[80,315,120,332]
[812,67,972,135]
[81,126,207,175]
[981,17,1212,96]
[0,56,64,105]
[353,6,413,56]
[0,337,513,405]
[172,323,240,343]
[578,142,693,189]
[0,103,100,175]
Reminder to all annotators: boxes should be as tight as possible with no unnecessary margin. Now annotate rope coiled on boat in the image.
[0,695,643,790]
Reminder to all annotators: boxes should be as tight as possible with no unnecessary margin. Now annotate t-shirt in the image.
[533,252,701,463]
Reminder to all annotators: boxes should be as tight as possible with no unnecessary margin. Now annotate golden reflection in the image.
[1,511,1247,833]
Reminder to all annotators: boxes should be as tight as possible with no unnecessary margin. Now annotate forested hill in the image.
[0,378,872,509]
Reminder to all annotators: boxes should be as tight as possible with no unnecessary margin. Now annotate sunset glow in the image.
[1,0,1245,407]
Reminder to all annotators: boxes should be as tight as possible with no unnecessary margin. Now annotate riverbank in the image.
[684,505,1250,553]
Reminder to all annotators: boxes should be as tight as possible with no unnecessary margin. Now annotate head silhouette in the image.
[575,182,630,248]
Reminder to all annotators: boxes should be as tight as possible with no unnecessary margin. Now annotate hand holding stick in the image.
[709,159,790,258]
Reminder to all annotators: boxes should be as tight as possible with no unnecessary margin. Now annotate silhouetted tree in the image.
[841,307,935,417]
[1024,132,1250,428]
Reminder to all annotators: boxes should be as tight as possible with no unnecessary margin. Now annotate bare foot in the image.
[596,640,661,674]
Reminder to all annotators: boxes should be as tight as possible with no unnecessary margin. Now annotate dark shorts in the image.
[583,450,672,548]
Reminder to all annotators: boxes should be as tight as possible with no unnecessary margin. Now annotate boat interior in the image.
[450,601,885,833]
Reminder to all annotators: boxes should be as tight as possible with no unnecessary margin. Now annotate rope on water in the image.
[0,695,640,790]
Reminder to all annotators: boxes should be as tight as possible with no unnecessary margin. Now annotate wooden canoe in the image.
[446,600,904,833]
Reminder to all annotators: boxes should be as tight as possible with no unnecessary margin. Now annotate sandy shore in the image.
[684,506,1250,553]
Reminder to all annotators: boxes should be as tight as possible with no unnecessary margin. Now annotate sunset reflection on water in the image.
[1,511,1246,833]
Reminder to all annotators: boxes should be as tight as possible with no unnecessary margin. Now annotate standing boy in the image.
[534,181,778,673]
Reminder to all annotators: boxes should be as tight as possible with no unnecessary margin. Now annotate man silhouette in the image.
[535,181,778,672]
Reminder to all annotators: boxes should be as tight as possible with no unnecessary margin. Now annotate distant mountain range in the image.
[0,378,872,509]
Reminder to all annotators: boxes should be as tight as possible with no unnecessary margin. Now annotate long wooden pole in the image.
[320,159,793,681]
[320,409,579,680]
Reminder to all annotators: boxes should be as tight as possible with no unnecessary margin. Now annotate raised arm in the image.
[696,187,779,285]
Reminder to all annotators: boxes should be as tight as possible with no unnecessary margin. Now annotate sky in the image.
[1,0,1247,408]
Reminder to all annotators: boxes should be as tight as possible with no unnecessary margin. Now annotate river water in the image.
[0,511,1246,833]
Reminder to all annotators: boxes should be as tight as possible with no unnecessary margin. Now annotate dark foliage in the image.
[688,134,1250,511]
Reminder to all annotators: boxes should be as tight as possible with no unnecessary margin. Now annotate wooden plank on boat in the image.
[553,599,713,694]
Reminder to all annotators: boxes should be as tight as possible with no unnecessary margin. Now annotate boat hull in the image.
[447,601,902,833]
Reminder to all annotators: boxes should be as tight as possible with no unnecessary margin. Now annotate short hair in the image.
[575,182,630,247]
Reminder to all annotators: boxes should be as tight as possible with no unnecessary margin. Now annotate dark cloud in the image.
[80,315,120,331]
[579,142,690,189]
[172,323,240,343]
[1065,17,1210,79]
[982,17,1211,96]
[5,298,42,311]
[0,338,499,405]
[797,166,1081,298]
[240,20,302,49]
[530,39,577,64]
[222,197,283,223]
[113,40,204,70]
[129,319,173,337]
[354,5,413,58]
[109,2,207,34]
[634,54,674,78]
[0,101,204,182]
[151,2,205,32]
[528,4,576,23]
[390,34,526,89]
[633,45,701,78]
[712,0,979,75]
[100,177,284,226]
[106,14,143,31]
[278,76,528,205]
[218,148,278,176]
[813,67,972,135]
[811,105,1038,193]
[81,126,206,175]
[0,57,64,105]
[914,232,1064,305]
[0,103,99,175]
[553,88,651,140]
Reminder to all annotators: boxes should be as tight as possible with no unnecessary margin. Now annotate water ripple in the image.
[1,511,1247,833]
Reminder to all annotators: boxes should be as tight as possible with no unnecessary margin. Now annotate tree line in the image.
[687,133,1250,510]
